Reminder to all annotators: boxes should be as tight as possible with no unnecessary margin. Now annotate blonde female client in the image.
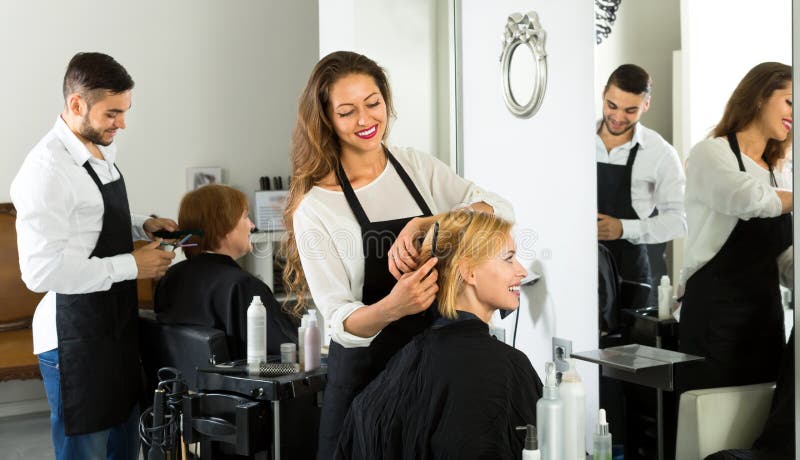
[336,210,542,460]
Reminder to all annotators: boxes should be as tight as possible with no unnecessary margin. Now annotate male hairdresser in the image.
[596,64,686,287]
[10,52,175,460]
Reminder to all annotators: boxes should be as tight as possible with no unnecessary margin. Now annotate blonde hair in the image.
[416,210,513,319]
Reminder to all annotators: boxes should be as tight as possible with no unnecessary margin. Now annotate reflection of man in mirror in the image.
[596,64,686,291]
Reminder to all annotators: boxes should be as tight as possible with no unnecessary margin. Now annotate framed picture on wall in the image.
[186,167,222,191]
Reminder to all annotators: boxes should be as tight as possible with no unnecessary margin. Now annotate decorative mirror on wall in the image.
[500,11,548,119]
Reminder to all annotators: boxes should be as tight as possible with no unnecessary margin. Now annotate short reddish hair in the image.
[178,184,248,259]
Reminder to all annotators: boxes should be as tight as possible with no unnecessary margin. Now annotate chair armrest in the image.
[676,382,775,460]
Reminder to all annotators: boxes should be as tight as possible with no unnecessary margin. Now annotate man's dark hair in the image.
[62,52,134,107]
[605,64,652,96]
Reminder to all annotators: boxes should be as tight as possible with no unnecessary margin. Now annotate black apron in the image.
[317,149,436,459]
[55,162,140,435]
[597,143,652,284]
[678,133,791,392]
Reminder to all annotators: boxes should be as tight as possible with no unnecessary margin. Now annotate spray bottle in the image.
[246,296,267,366]
[560,358,586,460]
[593,409,612,460]
[537,362,563,460]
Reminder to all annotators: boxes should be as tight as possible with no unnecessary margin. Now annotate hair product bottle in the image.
[658,275,672,320]
[560,358,586,460]
[520,424,540,460]
[303,310,321,371]
[298,313,310,368]
[593,409,612,460]
[246,296,267,366]
[537,362,564,460]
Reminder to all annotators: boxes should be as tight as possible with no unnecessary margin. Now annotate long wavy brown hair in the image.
[711,62,792,167]
[282,51,395,317]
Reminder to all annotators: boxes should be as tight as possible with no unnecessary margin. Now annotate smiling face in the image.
[755,83,793,142]
[327,73,388,156]
[601,84,650,137]
[76,90,131,146]
[465,236,528,314]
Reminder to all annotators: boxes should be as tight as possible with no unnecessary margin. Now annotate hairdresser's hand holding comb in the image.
[143,217,178,240]
[133,240,175,279]
[384,257,439,321]
[342,257,439,339]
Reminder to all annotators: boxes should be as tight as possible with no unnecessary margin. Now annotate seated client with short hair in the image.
[154,184,296,358]
[336,209,543,459]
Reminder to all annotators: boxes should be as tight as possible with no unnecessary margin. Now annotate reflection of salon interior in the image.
[0,1,796,459]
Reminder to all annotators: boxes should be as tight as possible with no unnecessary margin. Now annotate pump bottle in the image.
[593,409,612,460]
[246,296,267,365]
[304,310,321,371]
[560,358,585,460]
[519,424,540,460]
[658,275,672,320]
[537,362,563,460]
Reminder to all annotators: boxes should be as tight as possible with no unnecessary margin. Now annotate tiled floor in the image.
[0,412,148,460]
[0,411,53,460]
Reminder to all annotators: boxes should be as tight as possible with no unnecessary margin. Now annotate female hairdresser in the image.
[154,184,297,359]
[679,62,793,392]
[336,210,542,459]
[283,51,513,458]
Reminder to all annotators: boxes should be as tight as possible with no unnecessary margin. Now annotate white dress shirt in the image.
[293,145,514,348]
[10,117,149,354]
[595,122,687,244]
[681,136,792,286]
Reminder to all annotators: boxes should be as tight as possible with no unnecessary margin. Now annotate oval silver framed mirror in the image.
[500,11,548,118]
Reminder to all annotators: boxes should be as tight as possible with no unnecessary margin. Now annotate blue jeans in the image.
[38,349,140,460]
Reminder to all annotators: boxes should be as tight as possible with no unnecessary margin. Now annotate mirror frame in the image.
[500,11,548,119]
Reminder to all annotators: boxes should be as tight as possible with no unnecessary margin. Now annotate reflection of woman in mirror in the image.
[678,62,793,393]
[282,51,514,457]
[336,210,541,459]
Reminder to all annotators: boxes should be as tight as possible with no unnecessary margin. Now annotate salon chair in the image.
[675,383,775,460]
[139,310,322,459]
[138,309,231,392]
[139,310,270,458]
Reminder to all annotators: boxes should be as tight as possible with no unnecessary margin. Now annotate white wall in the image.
[0,0,320,220]
[318,0,445,160]
[681,0,791,157]
[459,0,599,445]
[595,0,681,146]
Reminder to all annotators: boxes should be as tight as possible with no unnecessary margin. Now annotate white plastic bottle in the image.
[658,275,672,320]
[592,409,612,460]
[298,313,309,369]
[537,362,563,460]
[560,358,585,460]
[303,311,321,371]
[246,296,267,365]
